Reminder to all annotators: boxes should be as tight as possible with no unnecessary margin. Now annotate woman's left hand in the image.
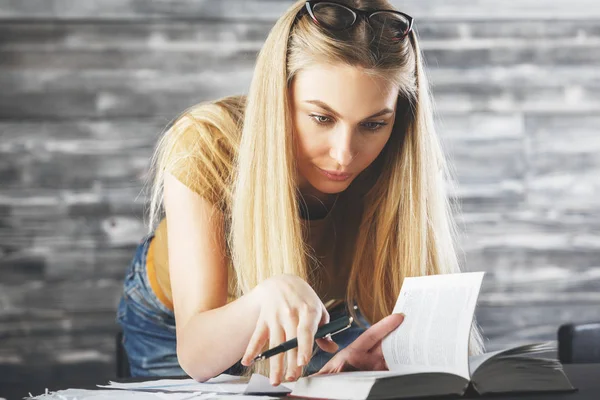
[312,313,405,375]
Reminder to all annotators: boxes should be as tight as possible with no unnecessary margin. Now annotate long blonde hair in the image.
[147,0,484,377]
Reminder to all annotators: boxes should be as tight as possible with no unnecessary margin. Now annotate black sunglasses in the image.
[296,0,414,41]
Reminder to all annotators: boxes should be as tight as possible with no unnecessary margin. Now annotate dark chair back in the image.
[558,322,600,364]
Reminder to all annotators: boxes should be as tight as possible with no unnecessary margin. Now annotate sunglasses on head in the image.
[296,0,414,41]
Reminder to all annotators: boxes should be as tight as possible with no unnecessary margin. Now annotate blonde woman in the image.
[116,0,484,386]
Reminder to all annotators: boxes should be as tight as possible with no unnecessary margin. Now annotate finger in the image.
[316,357,353,375]
[319,302,331,325]
[283,315,300,382]
[315,337,339,353]
[315,303,337,353]
[241,321,269,366]
[269,324,286,386]
[296,304,320,367]
[351,313,405,352]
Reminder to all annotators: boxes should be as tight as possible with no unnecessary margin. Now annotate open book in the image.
[291,272,575,400]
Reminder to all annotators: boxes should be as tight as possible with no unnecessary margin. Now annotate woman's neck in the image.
[298,191,339,220]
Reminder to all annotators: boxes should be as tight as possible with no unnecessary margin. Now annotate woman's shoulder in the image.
[162,94,246,206]
[184,95,246,132]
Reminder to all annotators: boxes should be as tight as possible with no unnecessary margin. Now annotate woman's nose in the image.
[328,125,357,169]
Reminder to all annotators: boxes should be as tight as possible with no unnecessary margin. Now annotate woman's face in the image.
[290,63,399,200]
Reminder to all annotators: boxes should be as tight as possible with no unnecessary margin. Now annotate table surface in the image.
[50,363,599,400]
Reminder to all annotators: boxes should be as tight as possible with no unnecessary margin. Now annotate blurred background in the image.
[1,0,599,399]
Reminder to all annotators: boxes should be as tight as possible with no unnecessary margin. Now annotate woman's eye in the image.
[362,122,388,131]
[310,114,332,125]
[309,115,387,131]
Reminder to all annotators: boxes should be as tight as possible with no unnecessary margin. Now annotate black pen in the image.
[252,315,354,363]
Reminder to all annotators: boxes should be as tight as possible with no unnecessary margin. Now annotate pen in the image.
[252,315,354,363]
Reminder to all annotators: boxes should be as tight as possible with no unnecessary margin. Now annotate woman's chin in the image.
[313,178,353,194]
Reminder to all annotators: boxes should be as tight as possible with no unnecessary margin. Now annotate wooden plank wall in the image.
[1,0,599,397]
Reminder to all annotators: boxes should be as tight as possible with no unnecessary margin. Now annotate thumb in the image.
[382,313,405,329]
[352,313,405,352]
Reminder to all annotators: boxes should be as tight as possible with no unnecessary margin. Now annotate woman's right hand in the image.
[241,274,339,385]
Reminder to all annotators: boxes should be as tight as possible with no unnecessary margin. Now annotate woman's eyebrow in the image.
[304,100,394,119]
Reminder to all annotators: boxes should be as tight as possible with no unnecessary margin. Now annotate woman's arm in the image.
[163,172,337,383]
[164,171,259,381]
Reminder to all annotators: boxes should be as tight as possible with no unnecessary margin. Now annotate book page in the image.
[308,365,444,381]
[381,272,484,380]
[468,349,505,375]
[469,341,557,375]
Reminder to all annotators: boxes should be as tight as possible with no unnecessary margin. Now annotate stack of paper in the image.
[29,374,293,399]
[98,374,293,395]
[31,389,225,399]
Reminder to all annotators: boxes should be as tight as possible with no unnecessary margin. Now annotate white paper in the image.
[245,373,293,394]
[99,374,240,392]
[98,373,292,395]
[29,389,212,399]
[381,272,484,380]
[31,390,279,400]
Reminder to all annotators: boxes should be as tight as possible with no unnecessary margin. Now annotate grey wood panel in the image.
[0,119,169,142]
[526,113,600,213]
[3,74,599,119]
[430,67,600,88]
[0,151,152,189]
[2,40,599,72]
[0,310,118,339]
[0,244,140,284]
[4,46,597,75]
[1,0,599,20]
[0,20,273,48]
[0,330,115,369]
[2,67,599,95]
[476,304,600,351]
[458,212,600,241]
[0,280,123,312]
[446,137,526,184]
[0,20,598,120]
[1,20,599,49]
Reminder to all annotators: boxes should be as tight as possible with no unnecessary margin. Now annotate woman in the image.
[117,0,485,386]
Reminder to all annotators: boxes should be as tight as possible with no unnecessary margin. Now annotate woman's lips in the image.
[317,167,352,181]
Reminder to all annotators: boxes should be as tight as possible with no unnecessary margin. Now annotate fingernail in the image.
[297,355,306,366]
